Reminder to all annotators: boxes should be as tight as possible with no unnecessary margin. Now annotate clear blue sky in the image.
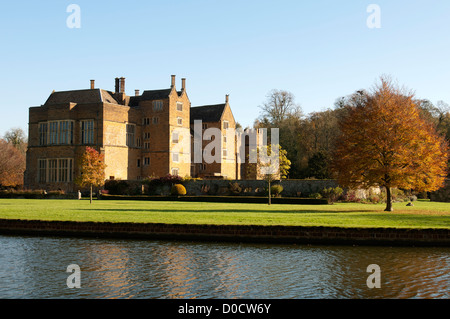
[1,0,449,137]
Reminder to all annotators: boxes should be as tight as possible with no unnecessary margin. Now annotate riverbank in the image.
[0,198,448,246]
[0,218,448,246]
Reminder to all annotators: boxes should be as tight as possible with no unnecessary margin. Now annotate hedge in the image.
[100,194,329,205]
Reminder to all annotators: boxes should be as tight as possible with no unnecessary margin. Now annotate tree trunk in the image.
[268,179,271,205]
[90,185,93,204]
[385,186,393,212]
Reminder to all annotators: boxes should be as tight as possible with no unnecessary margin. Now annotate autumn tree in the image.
[332,77,448,211]
[0,139,26,188]
[74,147,107,203]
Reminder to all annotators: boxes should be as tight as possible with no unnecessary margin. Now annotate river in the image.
[0,234,448,299]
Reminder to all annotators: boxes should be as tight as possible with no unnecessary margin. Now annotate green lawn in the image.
[0,198,449,229]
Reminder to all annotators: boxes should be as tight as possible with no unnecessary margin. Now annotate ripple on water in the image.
[0,236,449,299]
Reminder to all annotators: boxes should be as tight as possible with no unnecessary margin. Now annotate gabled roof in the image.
[44,89,119,105]
[190,104,226,123]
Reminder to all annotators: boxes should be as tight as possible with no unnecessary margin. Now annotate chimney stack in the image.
[171,75,176,88]
[135,89,140,96]
[90,80,95,89]
[115,78,120,93]
[225,94,229,103]
[181,78,186,91]
[119,77,125,93]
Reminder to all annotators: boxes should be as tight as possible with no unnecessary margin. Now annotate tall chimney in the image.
[171,75,176,88]
[135,89,140,96]
[90,80,95,89]
[115,78,120,93]
[225,94,229,103]
[181,78,186,91]
[119,77,125,93]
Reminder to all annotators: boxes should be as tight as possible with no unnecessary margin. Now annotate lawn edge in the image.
[0,218,448,247]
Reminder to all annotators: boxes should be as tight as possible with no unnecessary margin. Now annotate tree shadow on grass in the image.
[73,208,379,214]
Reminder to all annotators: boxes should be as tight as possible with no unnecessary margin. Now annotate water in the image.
[0,234,448,299]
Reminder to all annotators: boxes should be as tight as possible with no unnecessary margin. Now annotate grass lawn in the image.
[0,198,449,229]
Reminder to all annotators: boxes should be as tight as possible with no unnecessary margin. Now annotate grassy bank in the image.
[0,198,449,229]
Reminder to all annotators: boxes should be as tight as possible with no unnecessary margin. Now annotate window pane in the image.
[82,120,94,144]
[48,159,57,182]
[49,122,58,145]
[39,123,48,146]
[58,159,68,182]
[38,159,47,183]
[126,124,135,147]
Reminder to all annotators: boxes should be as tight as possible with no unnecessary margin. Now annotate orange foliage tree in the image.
[74,147,106,203]
[332,77,449,211]
[0,139,26,188]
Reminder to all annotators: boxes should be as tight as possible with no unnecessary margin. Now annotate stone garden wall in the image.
[106,179,381,200]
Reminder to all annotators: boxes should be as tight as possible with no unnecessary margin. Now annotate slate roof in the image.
[190,104,226,123]
[44,89,119,105]
[44,87,184,107]
[140,89,173,101]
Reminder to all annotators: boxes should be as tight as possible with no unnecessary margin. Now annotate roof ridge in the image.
[191,103,226,108]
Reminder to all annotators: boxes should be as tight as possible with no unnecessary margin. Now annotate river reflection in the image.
[0,235,448,299]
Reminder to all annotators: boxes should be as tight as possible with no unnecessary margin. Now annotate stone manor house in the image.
[24,76,256,192]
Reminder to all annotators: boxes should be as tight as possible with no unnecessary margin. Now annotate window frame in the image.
[39,122,48,146]
[126,123,136,147]
[81,119,94,145]
[153,100,163,111]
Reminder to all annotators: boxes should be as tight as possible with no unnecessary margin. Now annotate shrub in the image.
[321,187,344,203]
[104,180,129,195]
[379,188,409,203]
[145,174,184,195]
[171,184,186,196]
[309,192,323,199]
[270,184,283,197]
[416,191,428,199]
[47,190,65,196]
[160,174,183,185]
[366,194,382,204]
